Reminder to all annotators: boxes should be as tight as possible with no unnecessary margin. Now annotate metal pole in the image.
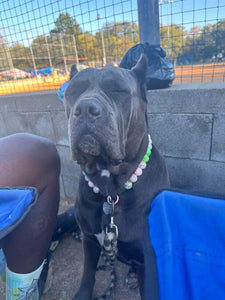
[60,33,68,74]
[137,0,160,47]
[44,34,53,70]
[26,30,38,77]
[167,2,170,60]
[2,27,14,71]
[165,0,173,60]
[97,14,106,66]
[72,35,80,71]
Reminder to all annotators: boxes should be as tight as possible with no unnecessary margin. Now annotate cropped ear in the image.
[131,54,148,85]
[131,54,148,102]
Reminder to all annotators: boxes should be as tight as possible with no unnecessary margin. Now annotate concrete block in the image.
[4,112,56,141]
[62,175,79,202]
[0,113,7,137]
[0,97,17,112]
[147,82,225,114]
[166,157,225,195]
[56,145,80,177]
[211,114,225,162]
[148,113,212,160]
[14,91,64,112]
[51,111,69,146]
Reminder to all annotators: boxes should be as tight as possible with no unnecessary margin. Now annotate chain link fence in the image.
[0,0,225,94]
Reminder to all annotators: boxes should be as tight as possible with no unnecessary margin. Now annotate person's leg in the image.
[0,133,60,298]
[0,248,6,281]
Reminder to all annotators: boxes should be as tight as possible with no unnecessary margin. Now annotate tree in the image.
[95,21,139,63]
[51,12,83,36]
[10,43,32,70]
[160,24,187,60]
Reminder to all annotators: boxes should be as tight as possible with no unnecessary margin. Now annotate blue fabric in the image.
[0,188,37,238]
[57,81,69,103]
[148,190,225,300]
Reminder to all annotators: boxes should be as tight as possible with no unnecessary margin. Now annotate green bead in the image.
[124,181,133,189]
[147,148,151,156]
[143,154,149,162]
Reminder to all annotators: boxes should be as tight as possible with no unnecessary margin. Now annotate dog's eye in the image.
[101,80,130,97]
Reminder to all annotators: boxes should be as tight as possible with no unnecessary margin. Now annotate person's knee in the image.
[0,133,60,188]
[28,133,61,176]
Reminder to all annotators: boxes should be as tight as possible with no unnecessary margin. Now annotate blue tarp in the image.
[38,68,54,76]
[147,190,225,300]
[27,68,54,76]
[183,56,193,59]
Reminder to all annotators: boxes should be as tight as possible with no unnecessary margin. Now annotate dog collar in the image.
[83,134,152,193]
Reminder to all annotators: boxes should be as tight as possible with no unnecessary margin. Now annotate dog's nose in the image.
[74,99,102,119]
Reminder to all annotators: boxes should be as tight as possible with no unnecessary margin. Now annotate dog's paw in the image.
[125,267,139,290]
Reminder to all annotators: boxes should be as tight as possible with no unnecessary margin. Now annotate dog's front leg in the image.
[73,234,101,300]
[137,264,145,300]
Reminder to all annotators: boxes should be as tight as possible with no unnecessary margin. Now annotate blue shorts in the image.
[0,187,38,240]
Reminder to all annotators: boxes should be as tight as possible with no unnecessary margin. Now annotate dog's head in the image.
[65,55,148,180]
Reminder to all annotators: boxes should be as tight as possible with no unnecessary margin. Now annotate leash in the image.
[103,195,119,258]
[94,195,119,300]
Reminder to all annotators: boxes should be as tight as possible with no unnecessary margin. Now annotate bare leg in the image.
[0,133,60,273]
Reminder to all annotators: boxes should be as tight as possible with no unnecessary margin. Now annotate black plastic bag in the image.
[120,43,175,89]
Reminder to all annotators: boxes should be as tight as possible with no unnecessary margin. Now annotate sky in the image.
[1,0,225,45]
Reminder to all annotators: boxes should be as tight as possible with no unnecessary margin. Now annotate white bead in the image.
[139,161,147,169]
[93,186,100,193]
[124,181,133,189]
[88,181,94,188]
[130,174,138,183]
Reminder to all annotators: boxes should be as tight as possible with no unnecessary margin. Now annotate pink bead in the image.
[88,181,95,188]
[139,161,147,169]
[130,174,138,183]
[135,167,142,176]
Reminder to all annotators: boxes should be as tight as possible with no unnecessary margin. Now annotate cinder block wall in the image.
[0,82,224,203]
[147,83,225,195]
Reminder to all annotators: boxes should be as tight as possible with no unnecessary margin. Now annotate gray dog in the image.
[65,55,170,300]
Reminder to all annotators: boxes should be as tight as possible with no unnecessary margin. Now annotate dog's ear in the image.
[70,64,78,80]
[131,54,148,102]
[131,54,148,85]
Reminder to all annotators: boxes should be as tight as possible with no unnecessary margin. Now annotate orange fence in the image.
[0,76,69,95]
[0,64,225,95]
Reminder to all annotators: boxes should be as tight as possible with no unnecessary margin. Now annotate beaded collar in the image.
[83,134,152,193]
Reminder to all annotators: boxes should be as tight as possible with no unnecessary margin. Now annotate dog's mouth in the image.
[72,134,124,174]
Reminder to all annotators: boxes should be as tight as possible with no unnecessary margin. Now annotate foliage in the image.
[50,12,83,36]
[2,12,225,71]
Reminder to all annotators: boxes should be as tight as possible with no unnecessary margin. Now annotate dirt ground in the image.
[0,202,141,300]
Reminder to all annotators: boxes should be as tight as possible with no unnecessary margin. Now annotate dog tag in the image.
[103,201,113,215]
